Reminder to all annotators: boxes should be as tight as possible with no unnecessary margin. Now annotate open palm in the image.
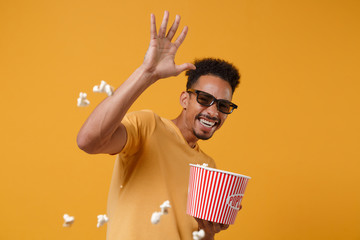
[143,11,195,80]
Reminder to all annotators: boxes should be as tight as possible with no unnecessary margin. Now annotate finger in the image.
[195,217,206,230]
[202,219,213,230]
[150,13,157,40]
[166,14,180,40]
[174,26,188,48]
[213,223,222,233]
[220,224,230,230]
[175,63,196,75]
[158,10,169,38]
[202,221,219,238]
[195,218,211,230]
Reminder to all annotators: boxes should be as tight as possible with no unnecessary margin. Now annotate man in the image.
[77,11,240,240]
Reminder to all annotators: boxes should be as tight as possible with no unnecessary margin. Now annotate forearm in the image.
[77,11,193,154]
[77,65,156,153]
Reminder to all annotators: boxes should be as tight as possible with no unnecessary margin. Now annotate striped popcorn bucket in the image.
[186,164,251,225]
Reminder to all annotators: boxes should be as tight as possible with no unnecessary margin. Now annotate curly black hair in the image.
[185,58,240,93]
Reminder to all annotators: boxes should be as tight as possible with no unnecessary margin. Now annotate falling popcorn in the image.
[63,214,75,227]
[150,211,162,224]
[77,92,90,107]
[151,200,171,224]
[97,214,109,228]
[192,229,205,240]
[93,80,114,96]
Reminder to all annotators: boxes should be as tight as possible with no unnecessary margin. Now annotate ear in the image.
[179,91,189,109]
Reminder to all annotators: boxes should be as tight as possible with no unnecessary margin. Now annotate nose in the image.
[205,102,220,118]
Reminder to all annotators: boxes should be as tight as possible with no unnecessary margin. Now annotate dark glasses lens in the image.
[196,91,215,106]
[217,100,233,113]
[187,89,237,114]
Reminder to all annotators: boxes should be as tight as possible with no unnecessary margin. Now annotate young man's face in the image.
[184,75,234,140]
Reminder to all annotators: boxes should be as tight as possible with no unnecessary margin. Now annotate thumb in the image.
[175,63,196,75]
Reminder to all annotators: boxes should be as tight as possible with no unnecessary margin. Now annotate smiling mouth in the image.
[196,113,220,129]
[199,118,216,128]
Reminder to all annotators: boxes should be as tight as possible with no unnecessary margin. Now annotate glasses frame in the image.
[187,88,238,114]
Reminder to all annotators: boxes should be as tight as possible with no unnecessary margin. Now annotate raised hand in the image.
[142,11,196,81]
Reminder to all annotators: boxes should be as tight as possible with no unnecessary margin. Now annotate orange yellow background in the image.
[1,0,359,239]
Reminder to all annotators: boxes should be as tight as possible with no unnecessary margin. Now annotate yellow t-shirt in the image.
[106,110,216,240]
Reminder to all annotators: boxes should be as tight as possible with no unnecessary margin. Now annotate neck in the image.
[172,111,198,148]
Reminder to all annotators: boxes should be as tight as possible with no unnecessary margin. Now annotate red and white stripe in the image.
[187,165,250,225]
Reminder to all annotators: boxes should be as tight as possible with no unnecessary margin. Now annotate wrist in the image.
[137,64,159,84]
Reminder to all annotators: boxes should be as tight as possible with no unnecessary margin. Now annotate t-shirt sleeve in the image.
[120,110,156,157]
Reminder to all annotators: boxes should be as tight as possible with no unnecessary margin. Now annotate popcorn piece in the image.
[196,163,209,167]
[97,214,109,228]
[93,80,106,93]
[93,80,113,96]
[77,92,90,107]
[104,84,113,96]
[193,229,205,240]
[63,214,75,227]
[151,211,162,224]
[160,200,171,214]
[151,200,171,224]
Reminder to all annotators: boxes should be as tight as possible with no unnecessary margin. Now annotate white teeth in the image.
[199,119,215,127]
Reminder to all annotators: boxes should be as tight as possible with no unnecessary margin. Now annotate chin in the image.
[193,130,214,140]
